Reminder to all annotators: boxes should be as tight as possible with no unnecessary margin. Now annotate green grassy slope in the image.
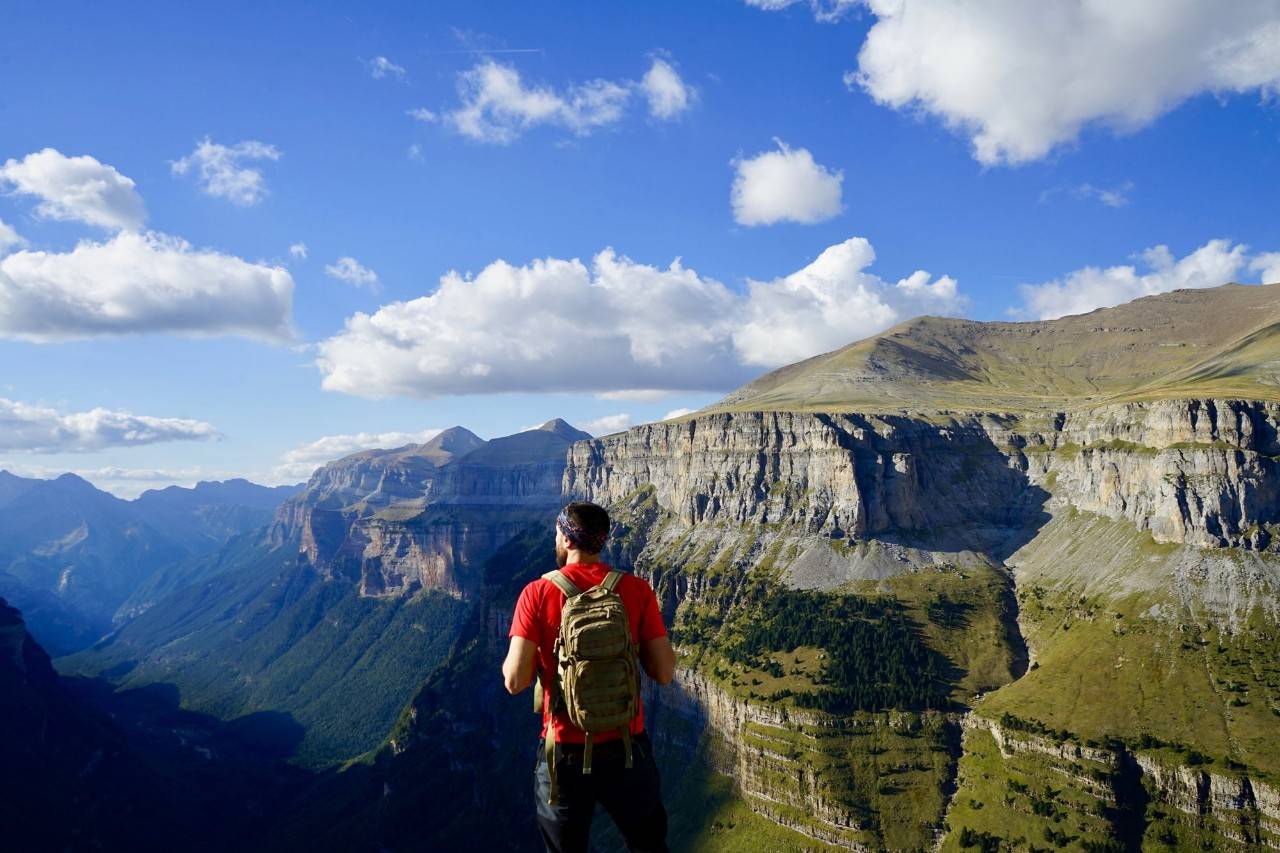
[703,282,1280,416]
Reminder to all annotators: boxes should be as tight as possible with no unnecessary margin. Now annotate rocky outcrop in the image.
[970,714,1280,849]
[271,421,588,599]
[566,399,1280,555]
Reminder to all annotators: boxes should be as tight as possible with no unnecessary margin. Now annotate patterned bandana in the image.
[556,507,608,554]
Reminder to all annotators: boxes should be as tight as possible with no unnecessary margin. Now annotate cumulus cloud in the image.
[0,148,146,231]
[733,237,966,366]
[731,140,843,226]
[289,242,308,259]
[272,427,444,481]
[0,397,219,453]
[744,0,858,22]
[0,230,294,342]
[316,236,965,397]
[0,219,25,253]
[171,138,282,206]
[1012,239,1261,320]
[325,256,379,289]
[851,1,1280,165]
[447,57,693,143]
[640,58,694,119]
[1252,253,1280,285]
[367,56,406,80]
[581,413,632,435]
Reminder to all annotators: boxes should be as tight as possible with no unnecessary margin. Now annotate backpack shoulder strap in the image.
[601,570,624,593]
[542,570,582,599]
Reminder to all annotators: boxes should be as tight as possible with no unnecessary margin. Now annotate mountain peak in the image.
[536,418,592,442]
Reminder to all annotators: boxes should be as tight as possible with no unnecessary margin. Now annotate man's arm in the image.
[639,635,675,685]
[502,635,538,695]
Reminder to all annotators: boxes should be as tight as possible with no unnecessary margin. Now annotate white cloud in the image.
[407,143,424,161]
[289,242,308,259]
[368,56,406,80]
[0,219,25,253]
[641,58,694,119]
[1012,239,1258,320]
[449,60,632,143]
[446,56,693,143]
[0,230,295,343]
[731,140,844,226]
[1252,252,1280,284]
[663,407,696,420]
[317,249,747,397]
[0,397,219,453]
[272,427,444,481]
[581,413,632,435]
[734,237,966,366]
[171,138,282,206]
[0,148,146,231]
[325,256,379,289]
[316,236,965,396]
[744,0,858,22]
[852,1,1280,166]
[407,107,438,123]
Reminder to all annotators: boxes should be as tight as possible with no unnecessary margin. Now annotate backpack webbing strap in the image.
[601,570,624,593]
[582,732,593,775]
[545,729,559,805]
[542,570,582,599]
[622,728,633,769]
[532,674,543,713]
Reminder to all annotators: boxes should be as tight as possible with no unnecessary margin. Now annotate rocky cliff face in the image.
[271,421,589,599]
[567,399,1280,555]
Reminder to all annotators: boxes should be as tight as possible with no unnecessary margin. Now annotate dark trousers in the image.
[533,731,669,853]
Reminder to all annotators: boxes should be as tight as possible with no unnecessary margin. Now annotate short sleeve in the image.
[635,579,667,643]
[508,581,545,646]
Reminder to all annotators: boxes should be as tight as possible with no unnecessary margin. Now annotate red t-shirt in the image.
[508,562,667,743]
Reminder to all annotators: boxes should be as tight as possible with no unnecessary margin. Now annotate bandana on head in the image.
[557,507,608,553]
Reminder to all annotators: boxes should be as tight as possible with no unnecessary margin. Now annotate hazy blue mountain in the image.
[0,471,302,655]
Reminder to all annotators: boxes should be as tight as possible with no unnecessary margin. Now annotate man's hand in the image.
[502,635,538,695]
[639,635,676,686]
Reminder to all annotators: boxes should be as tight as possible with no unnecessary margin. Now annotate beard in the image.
[555,539,568,567]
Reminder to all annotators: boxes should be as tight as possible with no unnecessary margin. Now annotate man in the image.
[502,501,676,853]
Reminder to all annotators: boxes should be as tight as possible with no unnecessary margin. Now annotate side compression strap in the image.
[583,732,593,775]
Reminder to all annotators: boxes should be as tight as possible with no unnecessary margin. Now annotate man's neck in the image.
[564,551,601,566]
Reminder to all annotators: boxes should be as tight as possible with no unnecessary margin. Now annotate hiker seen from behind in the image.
[502,501,675,853]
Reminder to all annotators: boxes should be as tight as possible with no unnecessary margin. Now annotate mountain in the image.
[268,285,1280,852]
[133,478,304,551]
[714,281,1280,414]
[0,472,301,654]
[63,420,590,765]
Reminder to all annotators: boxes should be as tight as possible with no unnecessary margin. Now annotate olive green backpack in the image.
[533,568,641,805]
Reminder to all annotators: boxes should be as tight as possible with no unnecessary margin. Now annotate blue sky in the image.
[1,0,1279,495]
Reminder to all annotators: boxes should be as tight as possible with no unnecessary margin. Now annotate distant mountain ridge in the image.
[711,282,1280,415]
[0,472,303,654]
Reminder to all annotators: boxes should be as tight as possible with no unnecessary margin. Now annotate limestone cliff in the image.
[271,420,589,599]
